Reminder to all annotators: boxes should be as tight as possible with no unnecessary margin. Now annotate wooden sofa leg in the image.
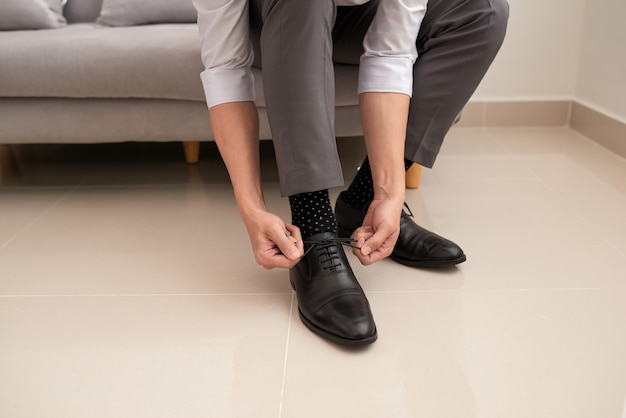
[182,141,200,164]
[405,163,422,189]
[0,144,21,185]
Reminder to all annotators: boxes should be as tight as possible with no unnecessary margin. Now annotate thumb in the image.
[273,230,303,260]
[360,227,390,257]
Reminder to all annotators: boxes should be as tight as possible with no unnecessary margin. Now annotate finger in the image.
[271,229,303,261]
[351,225,374,248]
[360,229,399,265]
[261,257,299,270]
[257,248,300,270]
[359,227,391,257]
[354,238,395,265]
[285,223,302,240]
[268,255,300,269]
[353,248,379,266]
[285,223,304,255]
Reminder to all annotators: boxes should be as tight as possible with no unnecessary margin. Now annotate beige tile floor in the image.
[1,127,626,418]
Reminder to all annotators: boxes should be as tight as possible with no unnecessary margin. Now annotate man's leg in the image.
[249,0,339,241]
[333,0,509,267]
[249,0,377,346]
[334,0,509,167]
[405,0,509,166]
[250,0,343,197]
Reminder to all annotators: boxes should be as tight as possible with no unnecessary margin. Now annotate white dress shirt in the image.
[192,0,428,108]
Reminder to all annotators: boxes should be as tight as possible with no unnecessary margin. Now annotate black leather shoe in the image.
[289,231,377,346]
[335,192,466,268]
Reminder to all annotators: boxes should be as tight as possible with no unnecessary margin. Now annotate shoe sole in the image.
[339,225,467,268]
[290,277,377,347]
[389,253,467,268]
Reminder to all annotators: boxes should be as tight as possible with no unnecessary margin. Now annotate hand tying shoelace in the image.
[274,237,361,260]
[335,191,466,268]
[300,238,361,270]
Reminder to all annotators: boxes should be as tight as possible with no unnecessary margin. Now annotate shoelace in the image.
[301,238,360,270]
[401,202,414,218]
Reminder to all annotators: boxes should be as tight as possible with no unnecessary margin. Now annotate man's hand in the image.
[355,92,409,265]
[352,197,403,265]
[208,102,304,270]
[242,210,304,269]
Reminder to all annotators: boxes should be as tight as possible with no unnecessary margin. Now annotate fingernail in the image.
[361,246,371,256]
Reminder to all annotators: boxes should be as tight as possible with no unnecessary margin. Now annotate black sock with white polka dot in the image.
[341,156,414,209]
[288,189,337,238]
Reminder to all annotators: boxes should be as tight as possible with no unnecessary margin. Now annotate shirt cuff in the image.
[200,67,256,109]
[358,55,414,97]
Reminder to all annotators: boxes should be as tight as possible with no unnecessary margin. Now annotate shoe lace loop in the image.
[302,237,360,270]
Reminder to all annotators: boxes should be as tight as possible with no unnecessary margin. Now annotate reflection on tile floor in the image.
[1,127,626,417]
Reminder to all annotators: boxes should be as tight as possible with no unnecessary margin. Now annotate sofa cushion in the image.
[64,0,104,23]
[0,0,66,30]
[96,0,197,26]
[0,24,206,102]
[0,23,360,107]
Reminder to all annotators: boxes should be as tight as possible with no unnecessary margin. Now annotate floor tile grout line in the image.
[365,287,626,294]
[278,292,295,418]
[1,185,80,191]
[0,292,294,298]
[0,185,79,251]
[0,182,192,191]
[482,127,518,155]
[485,128,522,157]
[74,183,199,190]
[2,287,626,299]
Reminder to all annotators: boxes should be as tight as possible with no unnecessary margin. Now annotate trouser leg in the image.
[249,0,343,197]
[406,0,509,167]
[333,0,509,168]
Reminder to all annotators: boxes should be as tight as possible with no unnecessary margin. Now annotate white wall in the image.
[473,0,626,123]
[473,0,587,101]
[576,0,626,122]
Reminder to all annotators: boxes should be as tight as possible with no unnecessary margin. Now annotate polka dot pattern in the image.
[288,189,337,238]
[342,157,414,209]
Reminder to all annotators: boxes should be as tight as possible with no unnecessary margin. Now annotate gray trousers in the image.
[250,0,509,197]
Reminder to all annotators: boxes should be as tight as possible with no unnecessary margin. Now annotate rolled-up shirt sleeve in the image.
[193,0,255,108]
[358,0,428,96]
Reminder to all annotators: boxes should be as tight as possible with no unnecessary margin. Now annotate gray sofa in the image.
[0,0,363,164]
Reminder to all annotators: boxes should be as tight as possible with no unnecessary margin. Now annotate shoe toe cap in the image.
[314,295,377,341]
[429,242,465,260]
